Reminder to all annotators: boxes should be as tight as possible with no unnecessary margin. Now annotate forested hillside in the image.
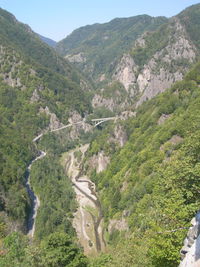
[38,34,57,48]
[87,61,200,266]
[0,8,92,119]
[0,7,91,266]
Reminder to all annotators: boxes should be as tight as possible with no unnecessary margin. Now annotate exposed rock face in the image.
[65,53,86,63]
[96,152,110,173]
[87,125,127,175]
[30,85,44,103]
[166,18,196,62]
[99,74,106,82]
[111,19,197,110]
[68,111,92,140]
[39,106,64,131]
[135,19,196,107]
[39,108,92,140]
[136,66,183,107]
[92,94,116,111]
[108,218,129,234]
[134,33,147,48]
[118,110,136,120]
[120,181,129,192]
[2,71,22,87]
[114,125,127,147]
[88,151,110,174]
[0,46,22,88]
[109,125,127,148]
[112,54,137,92]
[160,135,183,151]
[30,89,40,103]
[92,90,130,112]
[0,45,40,91]
[68,111,83,124]
[179,212,200,267]
[157,114,171,125]
[168,135,183,146]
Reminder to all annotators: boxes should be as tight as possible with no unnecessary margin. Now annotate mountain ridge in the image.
[1,4,200,267]
[55,4,200,122]
[38,34,57,47]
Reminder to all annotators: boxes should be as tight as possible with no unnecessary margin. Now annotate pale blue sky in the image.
[0,0,199,41]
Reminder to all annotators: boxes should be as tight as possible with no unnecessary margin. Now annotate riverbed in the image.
[62,144,106,255]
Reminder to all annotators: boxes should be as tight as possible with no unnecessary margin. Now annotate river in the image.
[25,150,46,237]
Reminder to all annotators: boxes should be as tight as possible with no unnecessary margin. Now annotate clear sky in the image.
[0,0,199,41]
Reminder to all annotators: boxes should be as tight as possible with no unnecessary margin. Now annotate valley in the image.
[0,3,200,267]
[62,145,106,255]
[25,115,114,251]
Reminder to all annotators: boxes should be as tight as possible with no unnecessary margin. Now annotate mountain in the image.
[0,8,92,119]
[56,3,200,266]
[56,15,168,80]
[1,4,200,267]
[83,60,200,267]
[0,6,92,253]
[38,34,57,47]
[0,8,86,79]
[56,4,200,115]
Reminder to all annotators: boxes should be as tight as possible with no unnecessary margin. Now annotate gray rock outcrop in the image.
[92,94,116,112]
[65,53,86,63]
[109,124,127,148]
[157,114,171,125]
[112,18,197,110]
[112,54,137,92]
[135,19,196,107]
[88,151,110,174]
[39,106,64,131]
[108,218,129,234]
[179,212,200,267]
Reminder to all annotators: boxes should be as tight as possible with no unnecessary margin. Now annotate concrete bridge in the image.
[33,116,116,142]
[91,117,116,127]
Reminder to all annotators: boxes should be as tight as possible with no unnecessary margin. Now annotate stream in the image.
[24,117,110,240]
[25,149,46,237]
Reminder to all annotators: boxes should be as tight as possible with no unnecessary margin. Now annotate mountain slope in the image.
[56,15,168,79]
[0,9,93,266]
[38,34,57,47]
[0,8,69,75]
[56,4,200,116]
[86,61,200,266]
[0,7,92,239]
[0,8,92,121]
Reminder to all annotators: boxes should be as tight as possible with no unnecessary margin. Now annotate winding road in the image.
[26,115,114,238]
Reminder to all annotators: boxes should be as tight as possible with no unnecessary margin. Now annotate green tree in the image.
[41,232,88,267]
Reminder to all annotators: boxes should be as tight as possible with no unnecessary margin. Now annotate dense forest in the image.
[0,7,91,266]
[86,62,200,266]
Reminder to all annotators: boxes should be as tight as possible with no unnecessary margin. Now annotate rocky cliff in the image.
[179,212,200,267]
[57,5,200,115]
[113,17,197,108]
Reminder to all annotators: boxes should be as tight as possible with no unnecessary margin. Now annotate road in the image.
[26,114,114,238]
